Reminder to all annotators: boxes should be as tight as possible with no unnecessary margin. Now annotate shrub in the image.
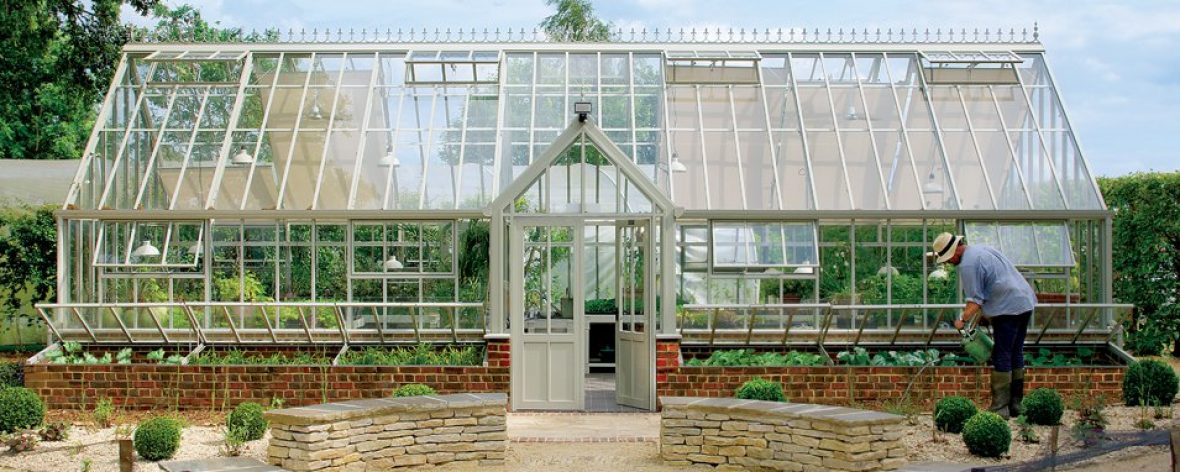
[1123,359,1179,407]
[393,384,437,397]
[734,377,786,402]
[221,426,249,457]
[134,417,182,461]
[962,411,1011,458]
[226,402,267,442]
[0,361,22,387]
[92,397,115,428]
[1022,388,1064,425]
[934,396,977,434]
[0,387,45,433]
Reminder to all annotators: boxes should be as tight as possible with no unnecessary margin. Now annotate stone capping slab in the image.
[264,393,506,426]
[660,396,903,426]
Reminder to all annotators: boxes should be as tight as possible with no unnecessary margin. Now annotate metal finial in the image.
[1033,22,1039,41]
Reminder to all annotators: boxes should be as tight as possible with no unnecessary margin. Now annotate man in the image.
[931,232,1036,419]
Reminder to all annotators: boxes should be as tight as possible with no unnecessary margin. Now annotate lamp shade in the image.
[231,147,254,165]
[670,153,687,173]
[877,265,900,276]
[922,169,943,194]
[379,147,401,167]
[131,240,160,258]
[793,260,815,274]
[928,267,949,280]
[187,242,203,255]
[382,255,404,271]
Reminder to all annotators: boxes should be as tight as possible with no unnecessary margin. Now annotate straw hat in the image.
[928,232,964,264]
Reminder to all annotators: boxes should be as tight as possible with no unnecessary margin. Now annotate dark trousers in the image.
[990,311,1032,372]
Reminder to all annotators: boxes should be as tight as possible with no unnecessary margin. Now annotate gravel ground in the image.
[0,425,269,472]
[0,399,1174,471]
[902,404,1176,466]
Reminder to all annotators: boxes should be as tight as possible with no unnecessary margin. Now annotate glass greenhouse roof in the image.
[65,40,1105,213]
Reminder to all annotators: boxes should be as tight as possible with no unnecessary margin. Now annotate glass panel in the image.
[807,131,851,210]
[840,131,887,210]
[711,222,818,269]
[964,221,1075,267]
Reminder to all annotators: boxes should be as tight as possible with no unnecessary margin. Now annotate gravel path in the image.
[0,426,269,472]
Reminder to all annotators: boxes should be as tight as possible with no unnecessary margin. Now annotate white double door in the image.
[510,218,654,411]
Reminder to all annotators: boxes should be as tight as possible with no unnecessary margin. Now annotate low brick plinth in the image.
[660,397,907,471]
[264,393,507,471]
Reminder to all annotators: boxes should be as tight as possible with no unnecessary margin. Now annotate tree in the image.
[1098,172,1180,355]
[0,0,159,160]
[0,206,57,343]
[134,3,278,43]
[539,0,613,42]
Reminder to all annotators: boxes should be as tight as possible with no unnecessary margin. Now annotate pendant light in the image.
[306,91,325,120]
[231,147,254,165]
[378,145,400,168]
[669,152,687,173]
[845,104,862,121]
[929,266,949,280]
[764,267,782,275]
[187,242,203,256]
[793,259,814,274]
[877,265,899,276]
[131,240,161,258]
[383,255,404,271]
[922,168,944,194]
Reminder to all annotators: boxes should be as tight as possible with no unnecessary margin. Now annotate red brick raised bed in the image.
[657,340,1125,407]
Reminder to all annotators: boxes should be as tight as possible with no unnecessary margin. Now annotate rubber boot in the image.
[1009,368,1026,418]
[989,371,1012,419]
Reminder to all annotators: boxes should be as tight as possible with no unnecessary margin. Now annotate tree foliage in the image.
[1098,172,1180,354]
[0,206,57,334]
[540,0,613,42]
[0,0,159,160]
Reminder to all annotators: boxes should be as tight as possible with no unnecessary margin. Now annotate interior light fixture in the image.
[928,266,949,280]
[793,260,814,274]
[382,255,404,271]
[187,242,203,256]
[845,104,862,121]
[670,152,688,173]
[231,147,254,165]
[922,168,944,194]
[379,145,401,168]
[877,265,900,276]
[306,91,325,120]
[764,267,782,275]
[131,240,161,258]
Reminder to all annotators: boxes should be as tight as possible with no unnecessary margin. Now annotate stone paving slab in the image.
[507,412,659,442]
[158,457,287,472]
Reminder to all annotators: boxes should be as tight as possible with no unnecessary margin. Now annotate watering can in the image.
[960,326,994,364]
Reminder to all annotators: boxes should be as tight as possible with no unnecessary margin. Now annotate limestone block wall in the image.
[660,397,907,472]
[264,393,507,471]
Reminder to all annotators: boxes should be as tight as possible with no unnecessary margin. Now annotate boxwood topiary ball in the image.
[393,383,437,397]
[734,377,786,402]
[1021,388,1064,425]
[962,411,1011,458]
[0,387,45,434]
[134,417,182,461]
[934,396,977,434]
[226,402,268,442]
[1123,359,1179,407]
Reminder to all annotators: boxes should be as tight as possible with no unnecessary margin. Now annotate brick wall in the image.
[657,340,1124,407]
[24,363,509,410]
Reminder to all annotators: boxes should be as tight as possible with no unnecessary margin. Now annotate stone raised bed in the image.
[660,396,907,471]
[264,393,507,471]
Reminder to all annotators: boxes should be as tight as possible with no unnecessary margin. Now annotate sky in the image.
[123,0,1180,177]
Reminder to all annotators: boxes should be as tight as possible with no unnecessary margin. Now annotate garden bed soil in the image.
[901,404,1176,466]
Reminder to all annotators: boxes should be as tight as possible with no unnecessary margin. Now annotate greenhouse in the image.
[38,28,1128,411]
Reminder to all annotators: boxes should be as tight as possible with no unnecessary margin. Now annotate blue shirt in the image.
[957,245,1036,317]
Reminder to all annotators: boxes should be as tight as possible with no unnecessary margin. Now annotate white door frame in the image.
[614,216,657,410]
